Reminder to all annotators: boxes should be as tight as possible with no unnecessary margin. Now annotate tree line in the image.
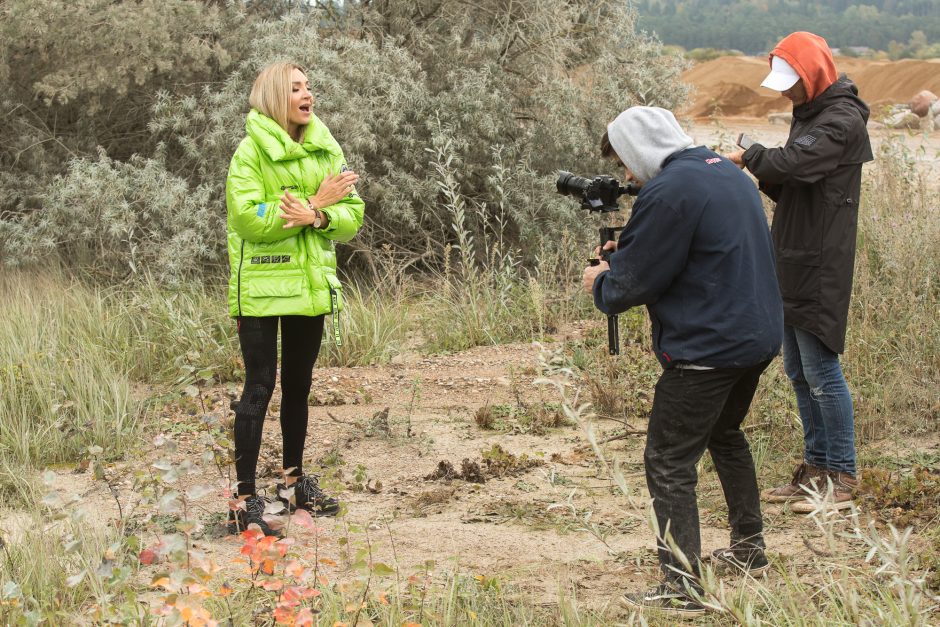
[635,0,940,55]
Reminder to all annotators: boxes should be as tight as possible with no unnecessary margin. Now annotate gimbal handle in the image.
[589,225,624,355]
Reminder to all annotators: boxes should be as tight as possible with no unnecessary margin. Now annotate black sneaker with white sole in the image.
[227,494,282,538]
[620,582,706,617]
[277,474,340,517]
[711,544,770,576]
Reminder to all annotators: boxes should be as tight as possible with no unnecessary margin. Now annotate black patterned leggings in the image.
[233,315,324,496]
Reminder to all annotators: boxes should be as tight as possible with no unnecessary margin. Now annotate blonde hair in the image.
[248,62,306,133]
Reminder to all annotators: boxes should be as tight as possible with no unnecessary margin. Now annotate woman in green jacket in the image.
[225,62,364,536]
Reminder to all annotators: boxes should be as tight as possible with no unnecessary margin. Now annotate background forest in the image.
[636,0,940,57]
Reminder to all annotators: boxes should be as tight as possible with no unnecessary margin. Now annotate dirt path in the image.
[36,326,892,619]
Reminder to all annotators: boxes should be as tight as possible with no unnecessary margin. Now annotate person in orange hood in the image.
[726,32,872,517]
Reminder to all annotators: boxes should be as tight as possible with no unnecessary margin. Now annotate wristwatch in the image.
[307,201,323,228]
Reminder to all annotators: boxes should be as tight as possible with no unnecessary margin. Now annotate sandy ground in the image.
[681,55,940,118]
[33,319,926,621]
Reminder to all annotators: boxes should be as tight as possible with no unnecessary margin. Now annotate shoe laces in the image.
[790,462,807,485]
[244,494,267,519]
[296,475,326,501]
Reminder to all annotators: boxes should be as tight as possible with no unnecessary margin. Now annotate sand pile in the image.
[682,56,940,119]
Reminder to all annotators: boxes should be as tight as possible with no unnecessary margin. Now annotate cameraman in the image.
[582,106,782,616]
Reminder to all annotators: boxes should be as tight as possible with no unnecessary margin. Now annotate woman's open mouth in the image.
[299,104,311,113]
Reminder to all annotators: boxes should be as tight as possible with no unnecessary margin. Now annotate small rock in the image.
[909,90,938,117]
[883,110,920,130]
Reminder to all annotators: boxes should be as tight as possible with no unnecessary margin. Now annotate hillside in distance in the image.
[680,55,940,118]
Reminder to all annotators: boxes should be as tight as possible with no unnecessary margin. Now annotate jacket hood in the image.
[607,107,693,183]
[246,109,342,162]
[770,32,837,102]
[795,76,871,123]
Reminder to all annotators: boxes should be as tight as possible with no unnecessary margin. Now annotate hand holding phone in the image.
[736,133,756,150]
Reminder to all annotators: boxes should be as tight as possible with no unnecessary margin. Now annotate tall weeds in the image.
[850,136,940,437]
[0,274,138,476]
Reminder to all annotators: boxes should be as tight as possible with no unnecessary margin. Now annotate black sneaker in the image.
[227,494,282,537]
[711,544,770,576]
[620,582,706,617]
[277,475,340,517]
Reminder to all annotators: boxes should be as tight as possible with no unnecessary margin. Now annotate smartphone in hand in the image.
[736,133,756,150]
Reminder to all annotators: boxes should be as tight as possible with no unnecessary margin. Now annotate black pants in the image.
[233,315,324,496]
[644,360,771,584]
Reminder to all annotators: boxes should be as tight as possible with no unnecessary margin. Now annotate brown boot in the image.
[761,462,826,503]
[791,471,858,513]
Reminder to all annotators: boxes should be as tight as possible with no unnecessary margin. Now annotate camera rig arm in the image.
[590,225,624,355]
[556,170,638,357]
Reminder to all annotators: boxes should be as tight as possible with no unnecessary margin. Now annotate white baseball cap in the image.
[760,55,801,91]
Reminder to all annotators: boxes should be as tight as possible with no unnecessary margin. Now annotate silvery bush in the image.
[0,0,687,282]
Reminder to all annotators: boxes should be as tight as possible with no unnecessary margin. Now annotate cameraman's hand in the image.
[592,240,618,257]
[582,261,609,294]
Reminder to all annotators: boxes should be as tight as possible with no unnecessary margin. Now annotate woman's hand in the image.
[308,170,359,212]
[279,191,318,229]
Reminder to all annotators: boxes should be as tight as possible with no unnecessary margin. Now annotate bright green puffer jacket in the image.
[226,109,365,327]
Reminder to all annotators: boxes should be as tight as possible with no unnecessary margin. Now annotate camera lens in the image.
[556,171,592,197]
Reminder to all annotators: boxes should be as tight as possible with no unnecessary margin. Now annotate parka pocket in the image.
[247,276,305,298]
[775,247,820,304]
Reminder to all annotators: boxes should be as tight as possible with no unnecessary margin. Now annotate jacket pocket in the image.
[247,275,305,298]
[775,248,820,304]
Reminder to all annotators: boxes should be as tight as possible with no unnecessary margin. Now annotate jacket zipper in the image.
[237,240,245,316]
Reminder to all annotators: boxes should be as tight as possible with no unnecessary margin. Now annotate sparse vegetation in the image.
[1,132,938,623]
[1,1,938,624]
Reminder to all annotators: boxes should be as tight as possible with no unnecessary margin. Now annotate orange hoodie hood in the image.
[769,32,838,102]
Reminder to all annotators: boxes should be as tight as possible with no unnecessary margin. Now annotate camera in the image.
[555,171,639,213]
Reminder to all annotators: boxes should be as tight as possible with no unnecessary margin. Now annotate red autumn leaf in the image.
[282,586,302,602]
[296,608,314,626]
[273,604,295,624]
[290,508,315,530]
[138,549,157,565]
[241,528,263,542]
[285,560,306,580]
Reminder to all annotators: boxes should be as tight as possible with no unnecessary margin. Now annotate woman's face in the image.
[287,68,313,131]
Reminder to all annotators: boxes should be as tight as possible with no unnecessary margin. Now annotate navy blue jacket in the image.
[593,146,783,369]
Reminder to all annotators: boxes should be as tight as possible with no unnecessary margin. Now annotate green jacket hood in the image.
[246,109,342,162]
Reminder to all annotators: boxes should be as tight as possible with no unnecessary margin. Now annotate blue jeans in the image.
[782,325,856,475]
